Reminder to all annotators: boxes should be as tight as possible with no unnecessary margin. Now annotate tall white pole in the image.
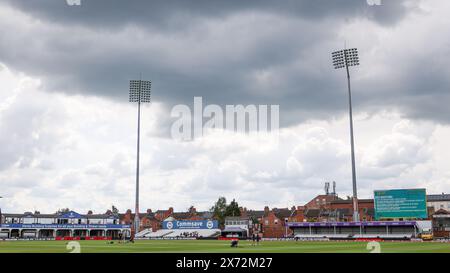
[134,80,141,235]
[345,54,359,222]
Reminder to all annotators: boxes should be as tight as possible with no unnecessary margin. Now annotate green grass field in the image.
[1,240,450,253]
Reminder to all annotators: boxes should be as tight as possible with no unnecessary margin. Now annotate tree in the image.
[188,206,197,215]
[56,208,70,214]
[225,199,241,217]
[210,197,242,227]
[210,197,227,227]
[111,205,119,216]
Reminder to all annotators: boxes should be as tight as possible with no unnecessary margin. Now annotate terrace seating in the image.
[163,229,221,238]
[135,229,152,238]
[144,229,174,238]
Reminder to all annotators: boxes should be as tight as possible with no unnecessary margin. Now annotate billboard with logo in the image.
[162,220,218,230]
[374,189,427,220]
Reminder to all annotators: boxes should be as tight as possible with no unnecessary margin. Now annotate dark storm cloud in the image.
[4,0,410,28]
[3,0,448,126]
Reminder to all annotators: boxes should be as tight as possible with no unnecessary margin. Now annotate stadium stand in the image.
[143,229,174,238]
[290,221,424,240]
[164,229,221,238]
[142,229,221,239]
[135,228,152,238]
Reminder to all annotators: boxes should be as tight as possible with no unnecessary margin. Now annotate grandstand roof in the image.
[2,211,119,219]
[2,213,56,218]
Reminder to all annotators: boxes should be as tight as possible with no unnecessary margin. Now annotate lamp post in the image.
[332,48,360,222]
[129,79,151,235]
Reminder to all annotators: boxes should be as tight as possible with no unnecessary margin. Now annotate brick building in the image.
[305,194,340,209]
[329,199,375,221]
[260,206,295,238]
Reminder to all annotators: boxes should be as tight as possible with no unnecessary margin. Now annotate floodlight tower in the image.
[129,79,151,235]
[0,196,3,224]
[332,48,360,222]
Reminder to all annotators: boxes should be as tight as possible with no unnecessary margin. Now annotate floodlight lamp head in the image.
[332,48,360,69]
[129,80,151,103]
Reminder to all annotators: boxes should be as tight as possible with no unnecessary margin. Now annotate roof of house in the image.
[171,212,192,220]
[270,208,293,220]
[141,213,157,220]
[197,211,214,219]
[330,199,373,204]
[155,210,170,214]
[427,194,450,202]
[306,194,341,208]
[246,210,265,219]
[225,216,250,221]
[335,208,352,216]
[305,209,320,217]
[433,209,450,215]
[2,211,119,219]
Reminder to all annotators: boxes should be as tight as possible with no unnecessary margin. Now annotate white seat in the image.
[135,228,152,238]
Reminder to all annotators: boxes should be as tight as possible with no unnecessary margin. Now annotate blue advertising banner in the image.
[0,224,131,229]
[162,220,218,230]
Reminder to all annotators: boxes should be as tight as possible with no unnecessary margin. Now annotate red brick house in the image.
[288,206,305,222]
[260,206,294,238]
[154,207,174,221]
[329,199,374,221]
[305,194,340,209]
[119,209,161,232]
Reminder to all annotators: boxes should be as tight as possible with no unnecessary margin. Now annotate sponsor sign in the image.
[162,220,218,230]
[374,189,427,220]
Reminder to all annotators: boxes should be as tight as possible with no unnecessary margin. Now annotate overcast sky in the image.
[1,0,450,214]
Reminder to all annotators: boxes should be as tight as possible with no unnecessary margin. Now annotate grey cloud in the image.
[4,0,412,29]
[2,0,449,130]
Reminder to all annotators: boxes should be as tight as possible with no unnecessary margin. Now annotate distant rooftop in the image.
[427,193,450,202]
